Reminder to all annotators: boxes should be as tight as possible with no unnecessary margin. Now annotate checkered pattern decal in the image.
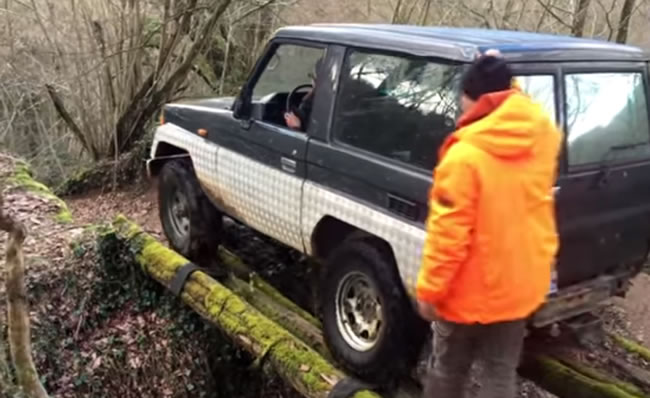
[217,149,304,250]
[301,183,426,296]
[152,124,426,297]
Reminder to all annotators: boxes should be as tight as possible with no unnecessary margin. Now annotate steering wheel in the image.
[286,83,313,114]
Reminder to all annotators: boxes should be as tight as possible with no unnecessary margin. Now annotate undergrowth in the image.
[27,228,297,398]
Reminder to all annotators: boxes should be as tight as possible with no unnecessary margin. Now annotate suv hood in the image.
[169,96,236,111]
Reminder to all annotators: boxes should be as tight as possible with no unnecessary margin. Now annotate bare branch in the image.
[535,0,573,29]
[45,84,99,161]
[616,0,637,43]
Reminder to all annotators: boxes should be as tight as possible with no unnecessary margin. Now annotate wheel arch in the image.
[148,141,191,177]
[311,216,402,281]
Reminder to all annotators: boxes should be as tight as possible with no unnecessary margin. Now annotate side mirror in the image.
[233,85,251,120]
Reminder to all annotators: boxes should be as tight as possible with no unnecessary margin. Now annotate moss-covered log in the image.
[217,247,322,329]
[611,334,650,363]
[222,274,331,360]
[105,216,380,398]
[520,354,649,398]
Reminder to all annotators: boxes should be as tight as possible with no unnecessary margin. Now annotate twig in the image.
[535,0,573,29]
[74,295,89,341]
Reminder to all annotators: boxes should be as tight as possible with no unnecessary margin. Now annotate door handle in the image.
[553,186,561,196]
[281,157,296,174]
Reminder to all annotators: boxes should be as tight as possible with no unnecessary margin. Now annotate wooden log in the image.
[221,273,330,360]
[0,192,49,398]
[105,216,380,398]
[520,354,647,398]
[217,246,322,329]
[611,334,650,362]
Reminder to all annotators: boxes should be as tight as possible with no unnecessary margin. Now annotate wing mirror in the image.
[233,85,251,120]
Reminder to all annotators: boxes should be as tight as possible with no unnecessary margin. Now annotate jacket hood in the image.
[453,89,553,159]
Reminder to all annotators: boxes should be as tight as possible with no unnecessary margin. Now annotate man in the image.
[416,51,562,398]
[284,58,322,131]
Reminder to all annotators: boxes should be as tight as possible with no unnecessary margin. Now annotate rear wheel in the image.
[320,239,425,383]
[158,160,222,261]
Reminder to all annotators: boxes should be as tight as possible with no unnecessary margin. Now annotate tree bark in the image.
[615,0,636,43]
[571,0,591,37]
[0,192,49,398]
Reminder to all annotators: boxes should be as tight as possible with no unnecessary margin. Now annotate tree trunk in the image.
[615,0,636,43]
[571,0,591,37]
[0,192,49,398]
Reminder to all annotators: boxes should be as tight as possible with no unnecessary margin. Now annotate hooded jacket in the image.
[416,88,562,324]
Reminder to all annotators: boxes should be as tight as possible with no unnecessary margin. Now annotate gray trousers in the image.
[423,319,526,398]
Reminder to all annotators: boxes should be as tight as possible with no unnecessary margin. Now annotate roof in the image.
[275,24,649,63]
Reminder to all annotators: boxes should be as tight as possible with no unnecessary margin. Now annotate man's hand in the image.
[284,112,302,130]
[418,301,437,322]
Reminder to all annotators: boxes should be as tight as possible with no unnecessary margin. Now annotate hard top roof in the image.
[275,24,649,63]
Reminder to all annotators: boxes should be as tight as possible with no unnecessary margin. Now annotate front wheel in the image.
[320,239,425,383]
[158,160,222,262]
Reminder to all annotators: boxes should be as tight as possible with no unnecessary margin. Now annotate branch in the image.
[232,0,278,25]
[535,0,573,29]
[615,0,636,43]
[0,191,49,398]
[45,84,99,161]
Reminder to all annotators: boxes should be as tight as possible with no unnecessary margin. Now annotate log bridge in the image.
[101,216,650,398]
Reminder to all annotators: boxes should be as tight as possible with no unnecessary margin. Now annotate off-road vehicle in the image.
[147,24,650,381]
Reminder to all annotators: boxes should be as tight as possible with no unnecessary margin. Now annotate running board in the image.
[531,272,632,328]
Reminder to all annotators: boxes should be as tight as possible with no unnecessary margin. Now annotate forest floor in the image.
[1,152,650,397]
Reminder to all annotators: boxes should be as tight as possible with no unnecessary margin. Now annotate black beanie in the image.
[461,55,513,100]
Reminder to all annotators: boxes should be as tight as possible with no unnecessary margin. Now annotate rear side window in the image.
[333,50,463,171]
[565,72,650,167]
[515,75,556,122]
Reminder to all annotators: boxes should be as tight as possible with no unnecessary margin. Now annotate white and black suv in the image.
[148,24,650,381]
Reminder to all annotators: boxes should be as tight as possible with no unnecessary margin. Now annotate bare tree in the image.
[572,0,593,36]
[616,0,636,43]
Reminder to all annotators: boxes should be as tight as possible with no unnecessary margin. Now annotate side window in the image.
[251,43,325,130]
[565,72,650,167]
[333,50,463,171]
[253,44,324,99]
[515,75,556,121]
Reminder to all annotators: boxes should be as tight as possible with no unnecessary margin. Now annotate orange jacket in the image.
[416,89,562,324]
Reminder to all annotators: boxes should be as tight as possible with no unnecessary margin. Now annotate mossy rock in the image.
[5,160,73,224]
[55,140,150,197]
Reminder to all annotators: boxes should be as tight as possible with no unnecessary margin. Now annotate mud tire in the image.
[158,160,222,261]
[320,239,426,383]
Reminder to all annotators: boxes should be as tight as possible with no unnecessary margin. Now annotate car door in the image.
[554,63,650,287]
[219,41,327,251]
[302,45,464,292]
